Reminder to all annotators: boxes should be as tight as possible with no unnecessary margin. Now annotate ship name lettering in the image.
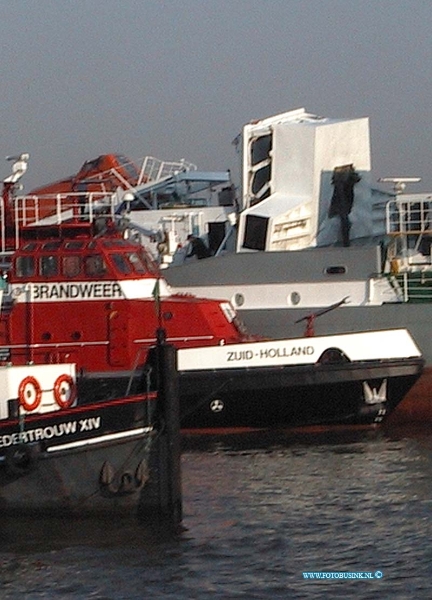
[79,417,101,432]
[0,421,78,447]
[259,346,315,359]
[227,350,254,362]
[32,283,123,300]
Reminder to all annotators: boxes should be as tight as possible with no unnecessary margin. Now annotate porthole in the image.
[324,266,347,275]
[290,292,301,306]
[234,293,245,307]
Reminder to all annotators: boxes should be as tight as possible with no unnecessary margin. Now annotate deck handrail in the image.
[137,156,197,185]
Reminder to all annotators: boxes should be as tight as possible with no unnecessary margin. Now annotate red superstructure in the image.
[0,163,247,378]
[0,219,245,374]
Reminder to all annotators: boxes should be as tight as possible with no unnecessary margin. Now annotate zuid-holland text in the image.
[227,345,315,362]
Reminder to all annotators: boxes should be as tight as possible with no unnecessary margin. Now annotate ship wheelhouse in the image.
[11,221,159,285]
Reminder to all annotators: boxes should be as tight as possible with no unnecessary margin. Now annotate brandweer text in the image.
[31,283,123,300]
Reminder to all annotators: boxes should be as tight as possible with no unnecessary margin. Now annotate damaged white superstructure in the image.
[237,107,386,252]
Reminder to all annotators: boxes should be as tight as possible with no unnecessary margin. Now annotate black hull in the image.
[178,358,423,429]
[80,357,423,430]
[0,394,167,516]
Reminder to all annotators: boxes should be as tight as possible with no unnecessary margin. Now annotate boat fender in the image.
[5,443,39,476]
[18,376,42,411]
[53,374,76,409]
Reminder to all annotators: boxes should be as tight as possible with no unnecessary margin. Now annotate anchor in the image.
[99,459,149,497]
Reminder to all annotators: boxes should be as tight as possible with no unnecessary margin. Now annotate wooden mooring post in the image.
[139,329,182,527]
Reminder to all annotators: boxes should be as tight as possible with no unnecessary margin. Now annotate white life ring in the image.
[53,374,76,409]
[18,376,42,411]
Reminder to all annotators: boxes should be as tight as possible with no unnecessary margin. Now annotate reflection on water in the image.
[0,425,431,599]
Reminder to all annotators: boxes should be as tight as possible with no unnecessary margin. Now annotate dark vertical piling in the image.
[139,329,182,527]
[138,327,183,528]
[156,332,182,526]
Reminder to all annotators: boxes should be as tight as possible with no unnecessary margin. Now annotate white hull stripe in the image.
[170,280,396,309]
[178,329,422,371]
[133,335,215,344]
[46,426,153,453]
[10,278,170,302]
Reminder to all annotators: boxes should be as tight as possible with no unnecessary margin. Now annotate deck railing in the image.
[0,191,119,255]
[386,195,432,241]
[388,271,432,303]
[137,156,197,186]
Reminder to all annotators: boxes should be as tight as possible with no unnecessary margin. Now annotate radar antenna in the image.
[378,177,421,194]
[4,153,30,184]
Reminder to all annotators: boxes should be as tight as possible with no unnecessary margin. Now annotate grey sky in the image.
[1,0,431,193]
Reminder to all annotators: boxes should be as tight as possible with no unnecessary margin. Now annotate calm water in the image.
[0,425,431,599]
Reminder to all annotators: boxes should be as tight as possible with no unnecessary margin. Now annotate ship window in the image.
[15,256,35,277]
[103,239,129,248]
[251,164,271,196]
[138,249,159,275]
[22,243,37,251]
[63,256,82,278]
[65,241,84,250]
[325,266,347,275]
[84,254,107,276]
[42,241,61,251]
[243,215,268,251]
[250,188,271,207]
[234,293,245,307]
[40,255,59,277]
[250,134,272,166]
[111,253,132,274]
[290,292,301,305]
[127,252,146,273]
